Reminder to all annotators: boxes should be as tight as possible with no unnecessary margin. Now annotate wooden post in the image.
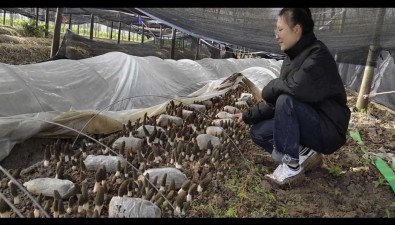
[68,14,72,30]
[128,25,131,41]
[170,28,176,59]
[159,25,163,48]
[36,8,39,28]
[117,22,121,44]
[77,23,80,34]
[356,8,387,111]
[141,24,145,43]
[51,8,63,57]
[110,21,113,40]
[89,14,94,40]
[195,38,200,60]
[45,8,49,38]
[3,10,5,25]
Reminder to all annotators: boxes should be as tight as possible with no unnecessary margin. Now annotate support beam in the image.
[159,25,163,48]
[45,8,49,38]
[117,22,121,44]
[141,24,145,44]
[68,14,72,30]
[36,8,39,28]
[170,28,176,59]
[128,25,131,41]
[89,14,94,40]
[356,8,387,111]
[51,8,63,57]
[110,21,113,39]
[195,38,200,60]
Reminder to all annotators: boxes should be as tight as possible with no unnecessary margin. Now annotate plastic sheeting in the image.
[0,53,281,161]
[338,50,395,111]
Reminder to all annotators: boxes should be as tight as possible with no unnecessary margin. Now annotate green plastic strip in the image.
[349,130,363,145]
[374,157,395,194]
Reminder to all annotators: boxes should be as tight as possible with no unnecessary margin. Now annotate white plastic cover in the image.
[338,51,395,110]
[0,52,281,161]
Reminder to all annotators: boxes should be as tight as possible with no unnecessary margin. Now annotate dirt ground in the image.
[1,25,395,218]
[184,90,395,218]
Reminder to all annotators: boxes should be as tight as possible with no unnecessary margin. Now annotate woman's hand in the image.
[234,113,245,126]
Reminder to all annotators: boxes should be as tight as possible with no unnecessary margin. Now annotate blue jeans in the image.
[250,94,324,165]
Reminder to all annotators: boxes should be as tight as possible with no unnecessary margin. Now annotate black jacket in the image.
[243,31,350,154]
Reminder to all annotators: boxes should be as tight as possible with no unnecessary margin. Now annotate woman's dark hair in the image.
[279,8,315,35]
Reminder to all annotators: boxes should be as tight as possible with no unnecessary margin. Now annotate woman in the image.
[234,8,350,186]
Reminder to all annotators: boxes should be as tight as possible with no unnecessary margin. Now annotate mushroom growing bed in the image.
[0,82,257,218]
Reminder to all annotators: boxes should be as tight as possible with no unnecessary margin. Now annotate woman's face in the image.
[275,16,302,51]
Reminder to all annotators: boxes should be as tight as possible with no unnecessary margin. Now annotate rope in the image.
[363,90,395,99]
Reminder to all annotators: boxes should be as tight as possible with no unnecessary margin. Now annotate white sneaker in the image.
[299,148,323,172]
[264,163,305,186]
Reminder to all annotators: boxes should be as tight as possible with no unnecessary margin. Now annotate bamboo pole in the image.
[159,25,163,48]
[69,14,72,30]
[128,25,131,41]
[89,14,94,40]
[170,28,176,59]
[36,8,39,28]
[141,24,145,43]
[110,21,113,39]
[45,8,49,37]
[117,22,121,44]
[51,8,63,57]
[356,8,387,111]
[195,38,200,60]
